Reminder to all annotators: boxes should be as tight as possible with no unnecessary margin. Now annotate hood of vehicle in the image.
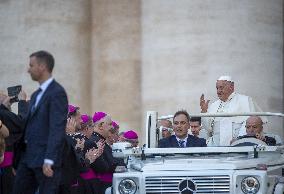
[130,152,284,171]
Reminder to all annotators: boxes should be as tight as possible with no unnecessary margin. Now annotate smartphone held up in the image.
[7,85,22,103]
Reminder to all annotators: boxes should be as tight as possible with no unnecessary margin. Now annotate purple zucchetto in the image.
[68,104,80,118]
[92,112,107,123]
[81,114,91,124]
[123,130,138,140]
[112,121,119,129]
[68,104,79,114]
[81,114,92,129]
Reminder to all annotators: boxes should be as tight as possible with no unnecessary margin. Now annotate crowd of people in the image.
[0,50,280,194]
[0,99,139,194]
[0,50,139,194]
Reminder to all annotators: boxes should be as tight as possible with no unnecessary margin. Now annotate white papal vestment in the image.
[202,92,264,146]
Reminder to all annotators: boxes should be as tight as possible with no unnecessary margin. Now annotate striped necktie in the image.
[178,140,185,148]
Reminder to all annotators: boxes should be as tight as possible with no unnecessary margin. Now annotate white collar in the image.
[175,135,188,142]
[39,77,54,92]
[227,92,236,101]
[221,92,236,103]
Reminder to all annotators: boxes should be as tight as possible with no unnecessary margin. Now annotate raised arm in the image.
[200,94,210,113]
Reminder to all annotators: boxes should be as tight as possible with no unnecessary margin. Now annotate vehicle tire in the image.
[273,183,284,194]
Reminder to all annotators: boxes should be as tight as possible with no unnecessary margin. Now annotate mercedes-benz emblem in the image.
[178,179,197,194]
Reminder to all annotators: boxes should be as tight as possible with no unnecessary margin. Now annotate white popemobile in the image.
[111,111,284,194]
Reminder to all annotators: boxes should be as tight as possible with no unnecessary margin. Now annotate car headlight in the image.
[118,178,137,194]
[241,176,260,194]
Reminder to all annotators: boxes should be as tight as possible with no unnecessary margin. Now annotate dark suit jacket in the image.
[158,134,207,148]
[19,80,68,168]
[86,132,114,173]
[60,135,83,185]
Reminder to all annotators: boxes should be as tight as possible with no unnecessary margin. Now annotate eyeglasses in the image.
[158,126,173,132]
[173,121,188,126]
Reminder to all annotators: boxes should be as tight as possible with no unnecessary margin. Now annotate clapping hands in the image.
[75,138,85,151]
[85,139,105,164]
[66,117,76,134]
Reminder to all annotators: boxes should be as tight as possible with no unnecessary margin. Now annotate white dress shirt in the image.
[34,77,54,108]
[34,77,55,165]
[175,136,188,147]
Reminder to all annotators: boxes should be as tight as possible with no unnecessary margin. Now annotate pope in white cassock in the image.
[200,76,264,146]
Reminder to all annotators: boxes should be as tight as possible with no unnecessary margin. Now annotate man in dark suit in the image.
[12,50,68,194]
[159,110,206,148]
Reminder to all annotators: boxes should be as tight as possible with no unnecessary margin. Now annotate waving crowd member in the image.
[200,75,264,146]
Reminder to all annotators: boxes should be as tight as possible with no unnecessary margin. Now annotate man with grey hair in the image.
[86,112,124,194]
[200,75,263,146]
[157,119,173,139]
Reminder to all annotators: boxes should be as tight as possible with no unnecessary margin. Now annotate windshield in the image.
[146,111,283,148]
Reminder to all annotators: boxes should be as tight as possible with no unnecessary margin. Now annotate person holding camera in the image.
[0,92,26,194]
[12,50,68,194]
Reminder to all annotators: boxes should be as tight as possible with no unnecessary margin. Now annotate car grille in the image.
[145,175,230,193]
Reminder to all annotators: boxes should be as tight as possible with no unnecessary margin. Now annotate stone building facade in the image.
[0,0,282,140]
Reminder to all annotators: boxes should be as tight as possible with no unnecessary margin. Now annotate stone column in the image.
[91,0,142,132]
[0,0,92,113]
